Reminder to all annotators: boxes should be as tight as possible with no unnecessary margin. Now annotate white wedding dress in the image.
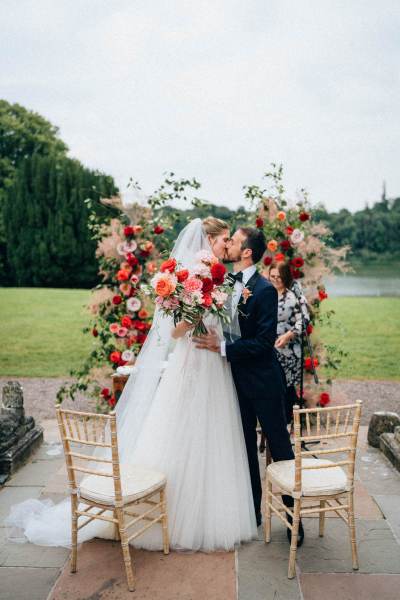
[5,219,257,551]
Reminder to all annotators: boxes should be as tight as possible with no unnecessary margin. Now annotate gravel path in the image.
[0,377,94,423]
[1,377,399,426]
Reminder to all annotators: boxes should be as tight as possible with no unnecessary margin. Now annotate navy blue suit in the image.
[226,271,294,515]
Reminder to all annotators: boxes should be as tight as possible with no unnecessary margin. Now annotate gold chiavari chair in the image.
[56,407,169,592]
[264,401,362,579]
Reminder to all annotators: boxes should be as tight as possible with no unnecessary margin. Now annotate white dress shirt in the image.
[220,265,257,356]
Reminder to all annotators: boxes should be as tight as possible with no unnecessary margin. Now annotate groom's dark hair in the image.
[239,227,266,264]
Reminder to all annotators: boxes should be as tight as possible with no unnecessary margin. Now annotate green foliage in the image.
[0,100,69,282]
[313,197,400,262]
[3,153,117,287]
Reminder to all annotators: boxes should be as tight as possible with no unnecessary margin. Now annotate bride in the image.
[6,217,258,551]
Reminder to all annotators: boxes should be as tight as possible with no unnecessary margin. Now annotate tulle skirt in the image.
[6,337,257,551]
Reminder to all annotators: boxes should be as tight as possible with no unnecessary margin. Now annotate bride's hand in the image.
[172,320,194,339]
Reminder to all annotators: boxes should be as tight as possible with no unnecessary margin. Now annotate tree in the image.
[4,153,117,287]
[0,100,68,282]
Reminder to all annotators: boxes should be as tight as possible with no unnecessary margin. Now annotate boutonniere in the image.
[241,287,253,304]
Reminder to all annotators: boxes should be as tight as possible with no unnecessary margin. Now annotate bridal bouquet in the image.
[144,251,231,335]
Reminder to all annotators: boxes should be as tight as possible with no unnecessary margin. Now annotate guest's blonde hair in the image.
[202,216,229,238]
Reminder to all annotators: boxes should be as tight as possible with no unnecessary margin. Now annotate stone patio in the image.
[1,382,400,599]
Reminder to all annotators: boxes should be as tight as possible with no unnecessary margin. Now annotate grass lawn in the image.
[0,288,92,377]
[318,297,400,381]
[1,289,399,381]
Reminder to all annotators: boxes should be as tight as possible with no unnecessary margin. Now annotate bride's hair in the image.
[202,216,229,238]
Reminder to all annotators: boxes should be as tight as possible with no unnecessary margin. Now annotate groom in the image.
[194,227,304,544]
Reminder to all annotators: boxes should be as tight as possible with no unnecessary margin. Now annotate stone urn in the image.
[0,381,43,484]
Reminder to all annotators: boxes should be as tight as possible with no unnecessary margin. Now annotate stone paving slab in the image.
[237,538,301,600]
[296,519,400,574]
[0,527,68,568]
[32,442,63,461]
[373,495,400,543]
[357,448,400,495]
[0,566,62,600]
[299,573,400,600]
[4,458,65,488]
[49,538,236,600]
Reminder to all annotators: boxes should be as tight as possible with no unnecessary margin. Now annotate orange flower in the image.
[241,287,253,304]
[116,269,130,281]
[267,239,278,252]
[146,261,158,274]
[277,211,286,221]
[119,283,132,296]
[138,309,149,319]
[154,274,176,297]
[142,241,154,253]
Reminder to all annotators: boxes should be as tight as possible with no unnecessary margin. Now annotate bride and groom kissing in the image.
[7,216,304,552]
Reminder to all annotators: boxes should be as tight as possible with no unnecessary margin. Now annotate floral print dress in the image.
[275,289,307,387]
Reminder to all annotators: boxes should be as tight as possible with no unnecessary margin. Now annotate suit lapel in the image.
[238,271,260,316]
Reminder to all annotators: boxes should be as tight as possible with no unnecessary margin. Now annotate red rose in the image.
[263,256,273,266]
[306,323,313,335]
[121,315,133,329]
[299,212,310,222]
[110,351,121,363]
[160,258,177,273]
[319,392,330,407]
[108,395,117,407]
[274,253,285,262]
[112,295,122,305]
[118,359,127,367]
[133,320,146,331]
[202,277,214,293]
[286,226,294,235]
[154,225,164,234]
[291,256,304,268]
[210,263,226,284]
[255,217,264,228]
[126,253,139,267]
[176,269,189,282]
[280,239,291,251]
[101,387,110,398]
[291,269,302,279]
[92,327,98,337]
[202,293,213,307]
[124,225,134,237]
[304,357,318,371]
[318,289,328,301]
[137,333,147,344]
[116,269,130,281]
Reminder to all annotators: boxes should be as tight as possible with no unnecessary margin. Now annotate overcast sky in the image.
[1,1,399,212]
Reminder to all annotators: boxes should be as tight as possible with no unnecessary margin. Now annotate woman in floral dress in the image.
[268,261,309,423]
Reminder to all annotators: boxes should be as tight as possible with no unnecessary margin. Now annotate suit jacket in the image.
[226,271,285,401]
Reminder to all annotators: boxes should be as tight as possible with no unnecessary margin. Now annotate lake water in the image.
[325,273,400,297]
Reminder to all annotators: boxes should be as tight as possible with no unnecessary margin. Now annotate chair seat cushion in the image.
[79,464,167,506]
[267,458,349,496]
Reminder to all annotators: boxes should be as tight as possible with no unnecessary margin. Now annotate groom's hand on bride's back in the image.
[193,329,220,353]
